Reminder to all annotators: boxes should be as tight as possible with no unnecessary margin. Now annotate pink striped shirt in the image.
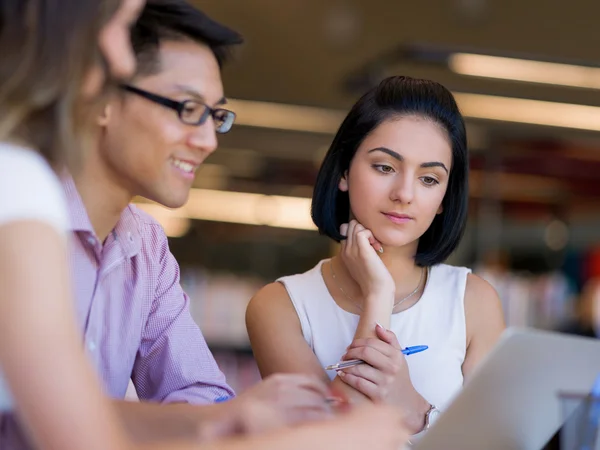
[1,178,234,449]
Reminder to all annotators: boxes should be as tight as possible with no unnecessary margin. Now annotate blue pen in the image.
[402,345,428,356]
[325,345,428,371]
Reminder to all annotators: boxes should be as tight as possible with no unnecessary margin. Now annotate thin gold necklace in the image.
[329,260,425,312]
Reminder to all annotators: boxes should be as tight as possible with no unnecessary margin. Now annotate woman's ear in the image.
[338,171,349,192]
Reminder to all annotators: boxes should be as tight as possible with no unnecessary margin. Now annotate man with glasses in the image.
[58,0,332,441]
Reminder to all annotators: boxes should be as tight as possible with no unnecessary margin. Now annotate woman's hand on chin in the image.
[339,220,395,303]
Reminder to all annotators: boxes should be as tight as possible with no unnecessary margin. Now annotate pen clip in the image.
[325,359,364,371]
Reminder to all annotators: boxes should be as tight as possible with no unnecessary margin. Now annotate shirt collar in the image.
[62,175,94,233]
[61,175,142,258]
[113,205,142,258]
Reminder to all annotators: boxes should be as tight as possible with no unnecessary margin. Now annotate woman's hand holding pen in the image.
[337,324,430,435]
[339,220,395,306]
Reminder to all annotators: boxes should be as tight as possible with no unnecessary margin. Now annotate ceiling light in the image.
[455,93,600,131]
[136,189,317,232]
[228,99,345,134]
[228,94,600,133]
[449,53,600,89]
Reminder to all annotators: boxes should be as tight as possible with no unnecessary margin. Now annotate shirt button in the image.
[87,236,96,246]
[127,232,133,243]
[88,341,97,352]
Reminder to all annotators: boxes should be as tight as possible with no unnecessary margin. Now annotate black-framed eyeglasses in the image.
[121,84,236,134]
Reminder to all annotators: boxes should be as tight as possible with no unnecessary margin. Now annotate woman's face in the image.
[339,116,453,248]
[82,0,145,98]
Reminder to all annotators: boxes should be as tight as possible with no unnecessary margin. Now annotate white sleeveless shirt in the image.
[278,260,471,410]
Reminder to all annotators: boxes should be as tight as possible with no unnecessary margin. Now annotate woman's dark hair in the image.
[311,75,469,267]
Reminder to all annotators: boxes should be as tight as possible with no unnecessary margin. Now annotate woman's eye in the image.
[373,164,394,174]
[421,176,439,186]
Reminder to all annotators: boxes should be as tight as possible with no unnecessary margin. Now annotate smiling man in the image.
[65,0,239,408]
[56,0,331,442]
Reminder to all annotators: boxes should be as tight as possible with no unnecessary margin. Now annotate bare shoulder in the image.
[464,273,503,313]
[247,281,296,317]
[246,281,301,333]
[464,273,506,340]
[248,281,291,305]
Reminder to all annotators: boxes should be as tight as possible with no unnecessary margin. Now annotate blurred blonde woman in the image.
[0,2,158,448]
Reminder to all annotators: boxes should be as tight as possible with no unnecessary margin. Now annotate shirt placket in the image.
[83,231,126,376]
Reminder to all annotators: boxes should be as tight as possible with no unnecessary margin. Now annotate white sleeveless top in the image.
[0,143,69,412]
[278,260,471,410]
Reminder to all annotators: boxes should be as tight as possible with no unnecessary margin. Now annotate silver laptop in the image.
[414,328,600,450]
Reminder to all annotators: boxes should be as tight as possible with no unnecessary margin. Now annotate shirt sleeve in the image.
[131,226,235,404]
[0,146,68,234]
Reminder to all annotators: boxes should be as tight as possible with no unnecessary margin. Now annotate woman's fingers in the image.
[346,220,357,250]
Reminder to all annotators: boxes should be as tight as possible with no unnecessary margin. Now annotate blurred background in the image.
[135,0,600,393]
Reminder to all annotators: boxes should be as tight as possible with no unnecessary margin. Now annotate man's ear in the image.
[338,171,349,192]
[97,104,111,127]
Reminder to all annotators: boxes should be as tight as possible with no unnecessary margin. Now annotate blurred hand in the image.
[321,403,409,450]
[200,402,409,450]
[199,373,332,438]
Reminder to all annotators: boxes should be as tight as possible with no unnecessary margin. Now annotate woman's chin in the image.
[374,234,417,250]
[371,227,415,247]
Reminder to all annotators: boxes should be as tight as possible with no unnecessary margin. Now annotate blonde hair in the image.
[0,0,122,168]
